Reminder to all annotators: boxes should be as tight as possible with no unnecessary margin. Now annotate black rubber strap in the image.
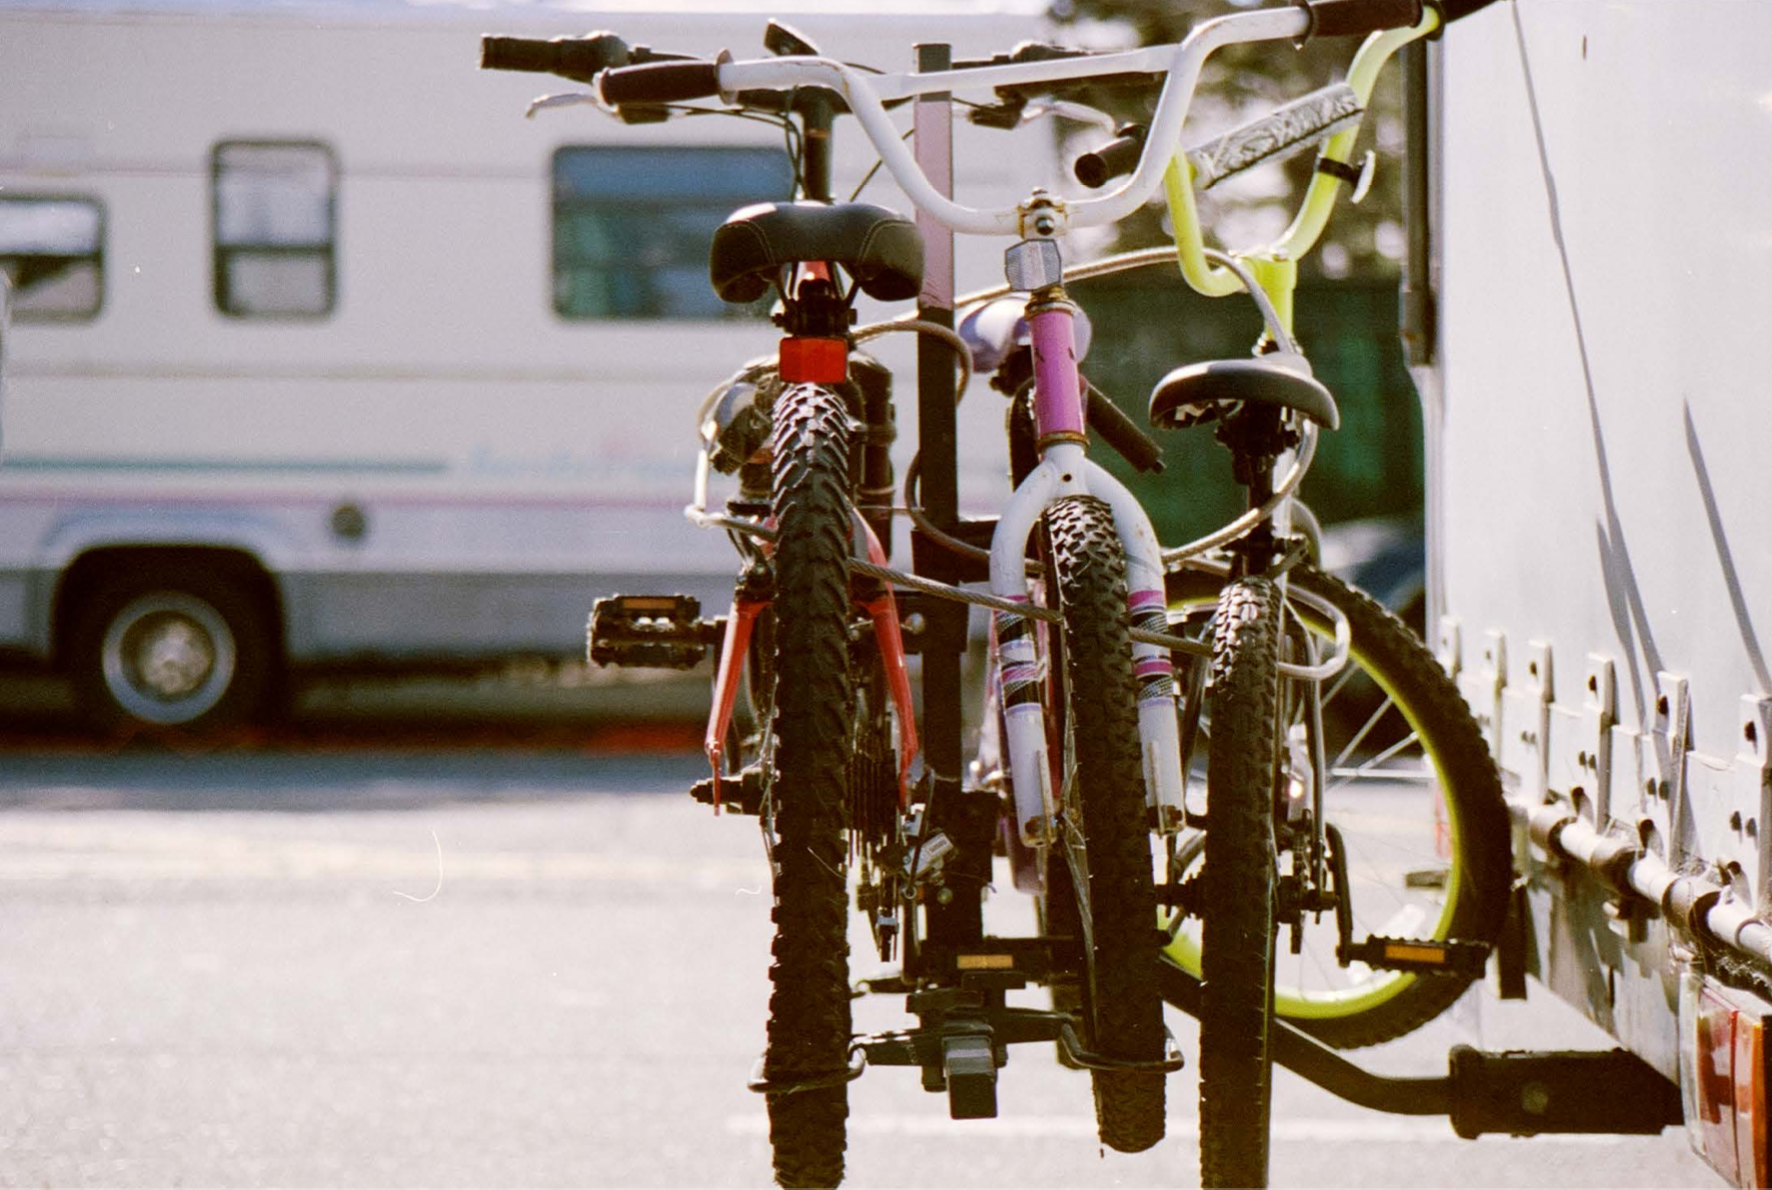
[1315,156,1364,185]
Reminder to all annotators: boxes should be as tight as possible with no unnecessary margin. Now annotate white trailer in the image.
[1427,3,1772,1182]
[0,0,1047,732]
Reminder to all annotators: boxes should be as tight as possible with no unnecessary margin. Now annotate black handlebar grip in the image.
[480,33,631,84]
[1073,130,1144,190]
[1431,0,1500,22]
[1304,0,1424,38]
[480,36,554,73]
[598,60,722,106]
[1086,387,1165,475]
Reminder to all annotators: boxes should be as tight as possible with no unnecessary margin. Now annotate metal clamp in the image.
[745,1047,868,1096]
[1055,1021,1185,1074]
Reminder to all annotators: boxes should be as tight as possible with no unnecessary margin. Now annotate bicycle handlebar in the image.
[500,0,1442,240]
[590,6,1316,237]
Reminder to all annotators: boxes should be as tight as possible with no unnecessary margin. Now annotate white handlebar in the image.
[710,6,1310,237]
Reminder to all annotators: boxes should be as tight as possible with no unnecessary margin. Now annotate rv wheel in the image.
[68,568,274,736]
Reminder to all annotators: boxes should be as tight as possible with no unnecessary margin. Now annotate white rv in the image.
[0,0,1049,732]
[1430,3,1772,1183]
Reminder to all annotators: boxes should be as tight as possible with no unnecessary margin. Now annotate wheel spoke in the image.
[1331,729,1425,783]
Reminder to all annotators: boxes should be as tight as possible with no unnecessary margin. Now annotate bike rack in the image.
[909,42,992,958]
[1157,958,1684,1139]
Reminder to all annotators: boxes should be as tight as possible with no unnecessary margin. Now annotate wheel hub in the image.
[130,615,216,698]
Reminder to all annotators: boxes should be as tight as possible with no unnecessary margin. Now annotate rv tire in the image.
[68,566,275,736]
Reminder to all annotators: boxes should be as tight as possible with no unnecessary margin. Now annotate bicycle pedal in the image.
[1153,876,1200,914]
[1338,934,1489,977]
[587,594,722,669]
[1404,864,1450,890]
[689,764,766,815]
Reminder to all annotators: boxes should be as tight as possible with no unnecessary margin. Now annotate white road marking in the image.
[0,820,764,885]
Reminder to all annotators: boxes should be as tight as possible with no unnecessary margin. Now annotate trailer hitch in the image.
[1161,957,1683,1137]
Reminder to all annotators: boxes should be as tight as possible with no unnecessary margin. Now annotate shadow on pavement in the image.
[0,671,710,812]
[0,671,707,754]
[0,748,709,813]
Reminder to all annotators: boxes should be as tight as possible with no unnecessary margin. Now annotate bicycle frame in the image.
[988,284,1183,844]
[699,253,922,810]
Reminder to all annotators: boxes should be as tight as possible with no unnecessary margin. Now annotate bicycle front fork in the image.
[987,237,1184,845]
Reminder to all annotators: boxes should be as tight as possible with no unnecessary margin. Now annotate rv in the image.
[1428,3,1772,1183]
[0,0,1049,732]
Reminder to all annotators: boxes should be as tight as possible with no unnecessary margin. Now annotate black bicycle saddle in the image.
[709,201,924,304]
[1148,353,1340,431]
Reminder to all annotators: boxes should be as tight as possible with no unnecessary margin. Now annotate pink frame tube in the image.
[1026,304,1086,442]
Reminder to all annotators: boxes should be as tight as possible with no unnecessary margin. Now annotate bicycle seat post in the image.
[798,89,836,203]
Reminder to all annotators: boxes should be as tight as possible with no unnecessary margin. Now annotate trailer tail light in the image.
[1739,1016,1769,1189]
[1682,972,1772,1187]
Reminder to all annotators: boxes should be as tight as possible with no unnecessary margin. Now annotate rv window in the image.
[552,146,793,320]
[0,196,104,320]
[212,141,337,318]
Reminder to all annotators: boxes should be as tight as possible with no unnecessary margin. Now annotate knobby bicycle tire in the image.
[1165,565,1511,1049]
[1197,576,1281,1190]
[1046,496,1167,1154]
[762,383,854,1190]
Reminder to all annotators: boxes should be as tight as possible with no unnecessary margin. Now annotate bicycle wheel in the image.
[1196,576,1282,1190]
[1044,496,1167,1154]
[1164,565,1511,1049]
[761,383,854,1190]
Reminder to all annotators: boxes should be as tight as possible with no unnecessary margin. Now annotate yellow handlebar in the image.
[1164,7,1443,324]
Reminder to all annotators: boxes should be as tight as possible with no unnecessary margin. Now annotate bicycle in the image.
[483,2,1506,1186]
[1046,7,1510,1183]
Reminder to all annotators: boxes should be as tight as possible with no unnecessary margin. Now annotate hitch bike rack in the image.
[1158,958,1684,1140]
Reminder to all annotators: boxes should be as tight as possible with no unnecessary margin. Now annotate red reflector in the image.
[779,337,848,384]
[1737,1011,1768,1189]
[1697,986,1741,1184]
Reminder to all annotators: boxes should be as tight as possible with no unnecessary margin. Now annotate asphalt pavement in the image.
[0,739,1724,1189]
